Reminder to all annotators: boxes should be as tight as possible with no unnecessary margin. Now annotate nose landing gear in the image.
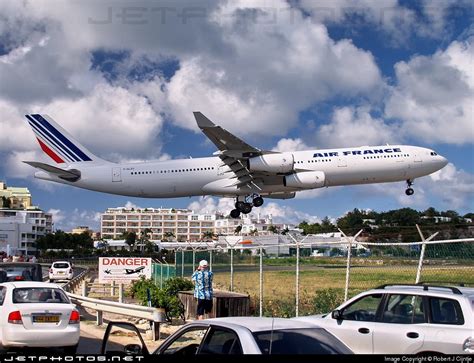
[230,195,265,218]
[405,179,415,196]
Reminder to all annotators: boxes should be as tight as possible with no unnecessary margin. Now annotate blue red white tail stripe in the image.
[26,115,78,162]
[25,114,92,163]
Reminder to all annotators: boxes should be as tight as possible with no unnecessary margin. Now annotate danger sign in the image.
[98,257,152,283]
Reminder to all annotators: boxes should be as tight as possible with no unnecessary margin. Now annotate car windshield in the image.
[53,263,70,269]
[252,328,352,354]
[12,287,70,304]
[0,264,43,282]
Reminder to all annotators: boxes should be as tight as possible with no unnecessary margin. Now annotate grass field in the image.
[210,263,474,317]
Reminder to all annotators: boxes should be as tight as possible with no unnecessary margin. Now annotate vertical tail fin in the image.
[25,114,108,164]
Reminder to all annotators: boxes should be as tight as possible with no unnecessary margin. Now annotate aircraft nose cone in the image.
[439,156,448,168]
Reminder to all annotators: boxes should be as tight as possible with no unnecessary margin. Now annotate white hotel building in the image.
[0,208,53,255]
[101,207,290,242]
[101,207,218,241]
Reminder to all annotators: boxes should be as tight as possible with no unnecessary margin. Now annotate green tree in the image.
[201,231,216,241]
[423,207,440,217]
[1,196,11,208]
[337,208,365,230]
[162,231,175,241]
[268,225,280,234]
[123,231,137,250]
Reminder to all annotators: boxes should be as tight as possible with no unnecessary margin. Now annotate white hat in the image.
[199,260,208,267]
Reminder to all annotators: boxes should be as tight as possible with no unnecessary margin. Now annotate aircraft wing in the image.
[194,112,262,158]
[23,161,81,182]
[194,112,280,191]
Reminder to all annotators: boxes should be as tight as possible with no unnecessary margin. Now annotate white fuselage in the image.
[34,145,448,198]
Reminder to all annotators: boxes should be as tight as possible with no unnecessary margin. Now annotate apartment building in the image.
[0,181,32,209]
[101,207,218,241]
[101,207,292,242]
[0,208,53,255]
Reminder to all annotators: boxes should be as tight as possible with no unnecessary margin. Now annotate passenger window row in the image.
[131,167,215,176]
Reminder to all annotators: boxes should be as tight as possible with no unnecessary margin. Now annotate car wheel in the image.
[63,345,78,354]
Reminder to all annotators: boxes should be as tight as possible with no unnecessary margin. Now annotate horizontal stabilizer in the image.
[23,161,81,182]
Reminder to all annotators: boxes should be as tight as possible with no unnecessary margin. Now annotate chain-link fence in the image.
[171,232,474,318]
[151,262,176,288]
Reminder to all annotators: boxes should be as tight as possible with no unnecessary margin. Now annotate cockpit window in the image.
[430,152,438,156]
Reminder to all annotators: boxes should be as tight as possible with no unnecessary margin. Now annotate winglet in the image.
[193,112,216,129]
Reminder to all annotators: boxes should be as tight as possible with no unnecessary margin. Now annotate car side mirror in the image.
[332,309,343,320]
[125,344,143,355]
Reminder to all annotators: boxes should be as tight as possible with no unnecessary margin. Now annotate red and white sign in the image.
[98,257,152,283]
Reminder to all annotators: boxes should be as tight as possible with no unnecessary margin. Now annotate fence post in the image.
[259,247,263,317]
[415,225,439,284]
[82,280,87,297]
[119,283,124,303]
[295,237,300,317]
[96,310,103,326]
[340,229,363,301]
[209,249,213,272]
[160,264,163,289]
[230,247,234,292]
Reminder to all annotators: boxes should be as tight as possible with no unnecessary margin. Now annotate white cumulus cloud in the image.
[385,37,474,144]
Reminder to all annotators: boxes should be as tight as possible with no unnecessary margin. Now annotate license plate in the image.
[33,315,60,323]
[58,271,64,274]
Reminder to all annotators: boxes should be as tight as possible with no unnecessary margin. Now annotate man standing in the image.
[191,260,213,320]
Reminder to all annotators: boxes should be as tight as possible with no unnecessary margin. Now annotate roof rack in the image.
[376,283,462,295]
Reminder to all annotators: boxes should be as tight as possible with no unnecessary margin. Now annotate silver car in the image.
[102,317,353,355]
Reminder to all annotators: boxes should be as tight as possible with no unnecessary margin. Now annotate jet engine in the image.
[284,171,325,189]
[247,154,294,174]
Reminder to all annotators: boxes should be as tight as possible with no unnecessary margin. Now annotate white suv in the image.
[49,261,74,282]
[296,284,474,354]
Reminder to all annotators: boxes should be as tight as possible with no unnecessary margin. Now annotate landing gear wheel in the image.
[241,203,252,214]
[253,196,264,207]
[235,201,245,211]
[406,188,414,196]
[230,209,241,219]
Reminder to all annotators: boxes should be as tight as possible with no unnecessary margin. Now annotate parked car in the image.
[0,263,43,282]
[49,261,74,282]
[101,317,353,355]
[294,284,474,354]
[0,281,80,353]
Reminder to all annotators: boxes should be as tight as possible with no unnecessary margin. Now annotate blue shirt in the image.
[192,269,213,300]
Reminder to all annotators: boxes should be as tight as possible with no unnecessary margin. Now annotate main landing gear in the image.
[230,195,264,218]
[405,179,415,196]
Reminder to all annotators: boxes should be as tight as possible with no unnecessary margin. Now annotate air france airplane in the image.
[24,112,448,218]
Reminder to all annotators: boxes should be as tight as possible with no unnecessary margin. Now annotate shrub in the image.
[129,277,192,321]
[311,288,344,314]
[163,277,193,295]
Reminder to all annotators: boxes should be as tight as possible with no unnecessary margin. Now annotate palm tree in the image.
[268,225,280,234]
[234,225,242,235]
[162,231,175,242]
[122,231,137,250]
[140,228,153,252]
[201,231,216,241]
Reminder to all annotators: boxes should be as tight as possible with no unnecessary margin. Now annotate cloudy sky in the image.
[0,0,473,231]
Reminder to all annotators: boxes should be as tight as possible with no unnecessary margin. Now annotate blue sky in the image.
[0,0,472,231]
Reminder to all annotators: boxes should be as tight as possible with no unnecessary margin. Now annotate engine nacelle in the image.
[284,171,326,189]
[247,154,294,174]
